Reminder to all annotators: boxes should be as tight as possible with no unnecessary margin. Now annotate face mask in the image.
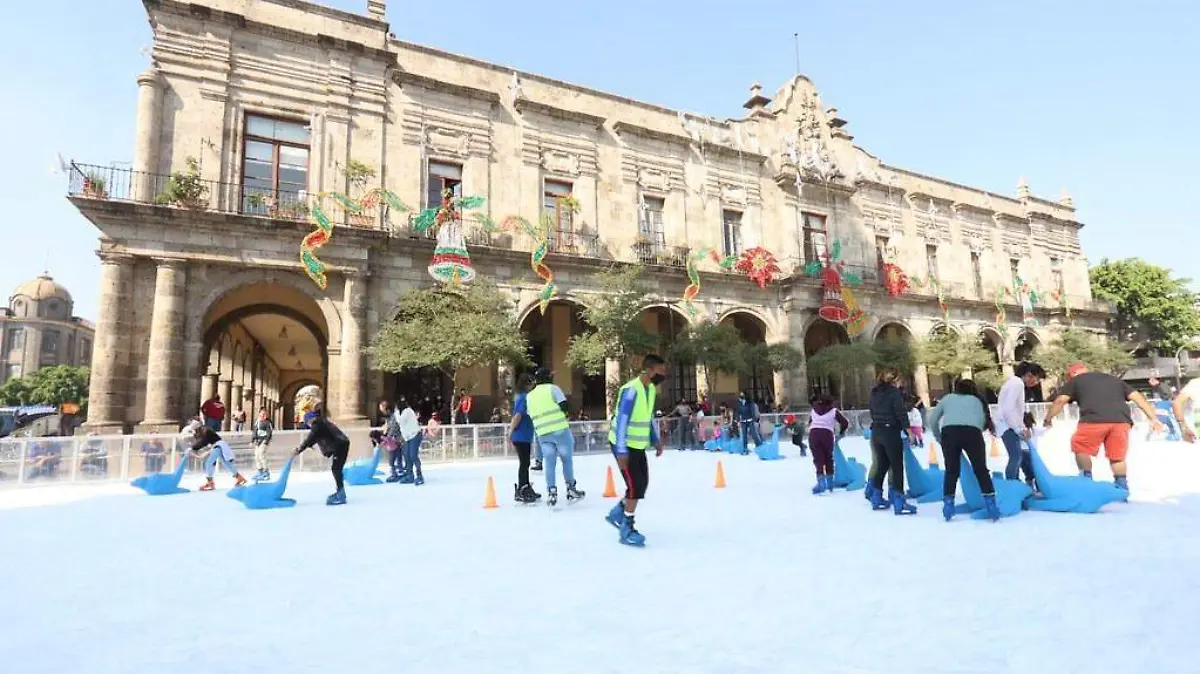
[650,373,667,385]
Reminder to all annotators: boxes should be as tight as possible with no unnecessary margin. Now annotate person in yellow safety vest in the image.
[526,367,585,506]
[604,354,668,547]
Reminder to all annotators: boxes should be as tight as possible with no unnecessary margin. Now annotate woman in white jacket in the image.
[394,399,424,485]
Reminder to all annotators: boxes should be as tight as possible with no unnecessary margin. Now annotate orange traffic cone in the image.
[927,442,939,467]
[483,476,498,509]
[603,466,618,498]
[989,436,1001,458]
[714,460,727,489]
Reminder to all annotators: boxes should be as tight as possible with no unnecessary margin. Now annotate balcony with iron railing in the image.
[545,229,603,258]
[67,162,404,230]
[631,231,688,268]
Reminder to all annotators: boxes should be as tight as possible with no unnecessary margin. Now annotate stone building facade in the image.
[68,0,1109,433]
[1,274,95,383]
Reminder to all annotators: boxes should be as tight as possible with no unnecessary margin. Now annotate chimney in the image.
[1059,188,1074,208]
[367,0,386,20]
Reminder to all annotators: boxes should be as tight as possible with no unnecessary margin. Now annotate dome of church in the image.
[11,273,73,304]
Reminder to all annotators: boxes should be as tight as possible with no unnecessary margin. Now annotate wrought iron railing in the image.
[67,162,402,230]
[546,230,602,258]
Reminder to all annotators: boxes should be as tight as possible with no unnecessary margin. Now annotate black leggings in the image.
[941,426,994,497]
[869,425,905,493]
[330,443,349,492]
[514,441,531,486]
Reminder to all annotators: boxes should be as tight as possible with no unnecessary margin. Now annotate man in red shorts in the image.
[1043,362,1164,492]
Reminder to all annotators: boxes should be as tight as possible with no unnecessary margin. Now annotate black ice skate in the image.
[546,486,558,507]
[566,481,585,503]
[515,483,538,504]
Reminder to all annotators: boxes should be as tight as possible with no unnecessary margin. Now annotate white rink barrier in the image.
[0,404,1134,490]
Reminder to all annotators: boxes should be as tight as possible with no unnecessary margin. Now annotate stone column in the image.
[914,363,931,407]
[132,68,162,203]
[137,259,187,432]
[244,387,256,421]
[219,379,233,430]
[337,273,368,424]
[201,373,218,404]
[232,383,244,420]
[87,253,135,434]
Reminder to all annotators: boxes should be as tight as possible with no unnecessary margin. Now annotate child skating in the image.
[251,409,274,482]
[292,403,352,505]
[189,425,247,491]
[907,403,925,448]
[605,355,667,546]
[808,395,848,494]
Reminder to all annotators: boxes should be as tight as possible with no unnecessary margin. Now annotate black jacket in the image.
[190,427,222,452]
[298,416,350,456]
[868,383,908,428]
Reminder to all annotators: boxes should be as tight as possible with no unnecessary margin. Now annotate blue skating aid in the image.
[863,428,872,441]
[130,455,189,496]
[1025,447,1127,514]
[831,441,866,490]
[958,459,1032,519]
[902,438,944,503]
[342,445,384,486]
[227,457,296,510]
[754,427,785,460]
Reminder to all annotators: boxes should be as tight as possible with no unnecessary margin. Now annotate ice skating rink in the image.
[2,429,1198,674]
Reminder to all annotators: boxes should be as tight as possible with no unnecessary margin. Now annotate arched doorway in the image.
[925,323,958,400]
[200,282,330,431]
[640,304,693,407]
[804,318,851,404]
[519,299,604,418]
[721,311,773,405]
[978,328,1004,402]
[286,382,322,429]
[1014,329,1043,402]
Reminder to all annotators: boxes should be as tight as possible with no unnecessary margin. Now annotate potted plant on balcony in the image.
[341,159,376,226]
[81,172,108,199]
[155,157,209,210]
[245,191,268,213]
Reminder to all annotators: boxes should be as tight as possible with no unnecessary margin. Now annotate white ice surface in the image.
[2,428,1199,674]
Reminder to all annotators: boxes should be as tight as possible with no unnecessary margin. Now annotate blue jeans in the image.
[204,443,237,478]
[533,436,543,462]
[1000,429,1035,482]
[538,429,575,491]
[204,417,222,432]
[740,421,763,451]
[403,435,423,477]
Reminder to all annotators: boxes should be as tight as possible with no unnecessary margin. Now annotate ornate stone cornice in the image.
[393,69,500,104]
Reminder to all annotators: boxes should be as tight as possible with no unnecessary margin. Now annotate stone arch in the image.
[516,297,601,416]
[715,306,779,343]
[928,322,961,338]
[1014,327,1042,363]
[718,309,774,404]
[187,269,342,350]
[639,303,695,405]
[872,319,914,342]
[803,317,853,404]
[280,377,323,430]
[977,326,1004,365]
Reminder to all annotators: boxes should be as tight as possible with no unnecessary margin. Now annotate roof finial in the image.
[1017,176,1031,200]
[367,0,386,20]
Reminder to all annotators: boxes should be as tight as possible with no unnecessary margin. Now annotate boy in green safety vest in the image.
[527,367,585,506]
[605,354,667,547]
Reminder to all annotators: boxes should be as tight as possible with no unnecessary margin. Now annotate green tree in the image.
[669,321,747,395]
[872,337,917,375]
[1090,258,1200,354]
[742,342,804,406]
[367,283,530,415]
[565,265,658,382]
[1034,328,1134,380]
[805,342,877,407]
[915,333,1001,390]
[0,365,89,407]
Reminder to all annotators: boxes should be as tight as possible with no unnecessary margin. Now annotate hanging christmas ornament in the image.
[300,203,335,289]
[818,262,850,323]
[734,246,782,289]
[412,190,489,286]
[882,262,910,296]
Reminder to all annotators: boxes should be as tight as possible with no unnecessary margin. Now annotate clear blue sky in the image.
[2,0,1196,322]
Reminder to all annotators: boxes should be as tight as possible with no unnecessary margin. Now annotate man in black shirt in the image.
[1044,363,1163,492]
[293,404,352,506]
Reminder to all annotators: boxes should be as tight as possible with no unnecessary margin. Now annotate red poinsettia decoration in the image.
[734,247,782,289]
[882,262,910,297]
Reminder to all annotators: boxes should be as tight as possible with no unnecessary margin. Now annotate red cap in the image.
[1066,362,1088,378]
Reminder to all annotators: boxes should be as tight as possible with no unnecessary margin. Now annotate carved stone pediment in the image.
[426,127,469,157]
[720,183,747,205]
[541,149,580,176]
[637,168,667,192]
